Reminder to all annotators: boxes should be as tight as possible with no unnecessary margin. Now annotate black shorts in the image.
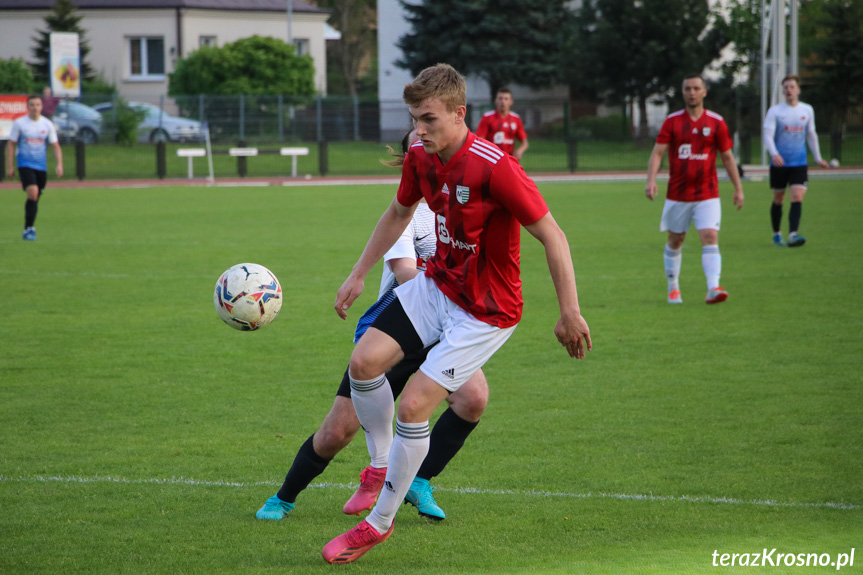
[335,345,436,399]
[769,165,808,190]
[19,167,47,195]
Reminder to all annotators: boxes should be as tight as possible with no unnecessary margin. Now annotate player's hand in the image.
[733,189,744,210]
[334,273,364,320]
[818,159,830,169]
[56,164,64,178]
[771,154,785,167]
[555,312,591,359]
[645,182,657,201]
[6,168,13,179]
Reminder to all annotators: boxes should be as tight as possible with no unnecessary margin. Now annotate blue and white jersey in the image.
[353,203,436,343]
[763,102,823,167]
[9,115,58,171]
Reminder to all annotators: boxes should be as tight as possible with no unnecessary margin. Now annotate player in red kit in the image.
[645,74,744,305]
[475,87,529,160]
[322,64,591,564]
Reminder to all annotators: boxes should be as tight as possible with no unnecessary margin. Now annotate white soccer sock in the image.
[365,419,430,534]
[664,245,682,292]
[349,372,395,468]
[702,245,721,290]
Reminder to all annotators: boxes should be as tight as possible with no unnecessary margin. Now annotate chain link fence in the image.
[2,92,860,182]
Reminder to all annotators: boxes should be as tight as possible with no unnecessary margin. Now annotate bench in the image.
[177,148,206,179]
[228,147,310,178]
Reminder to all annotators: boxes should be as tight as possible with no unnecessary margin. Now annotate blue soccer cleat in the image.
[787,233,806,247]
[22,228,36,241]
[256,494,295,520]
[772,233,785,247]
[404,477,446,520]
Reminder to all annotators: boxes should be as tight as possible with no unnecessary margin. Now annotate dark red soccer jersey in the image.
[476,111,527,156]
[656,109,733,202]
[397,132,549,328]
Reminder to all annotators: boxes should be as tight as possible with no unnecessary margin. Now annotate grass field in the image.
[1,179,861,574]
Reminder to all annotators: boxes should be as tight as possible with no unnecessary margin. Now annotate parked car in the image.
[52,101,104,144]
[92,101,203,143]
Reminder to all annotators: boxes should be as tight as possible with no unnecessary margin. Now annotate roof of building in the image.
[0,0,328,13]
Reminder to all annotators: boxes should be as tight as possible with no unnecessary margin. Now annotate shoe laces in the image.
[346,521,383,545]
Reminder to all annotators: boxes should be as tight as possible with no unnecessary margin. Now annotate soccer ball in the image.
[214,263,282,331]
[829,158,840,168]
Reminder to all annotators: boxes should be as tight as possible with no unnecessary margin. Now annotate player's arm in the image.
[388,257,421,285]
[524,212,591,359]
[5,139,15,178]
[806,116,829,168]
[763,109,783,167]
[514,137,529,162]
[645,143,668,201]
[720,148,744,210]
[334,196,417,319]
[52,141,63,177]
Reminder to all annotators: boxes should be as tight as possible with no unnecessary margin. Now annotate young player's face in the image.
[782,80,800,103]
[27,98,43,119]
[682,78,706,109]
[495,92,513,115]
[409,97,467,159]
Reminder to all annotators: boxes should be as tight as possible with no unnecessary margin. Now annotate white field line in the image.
[0,474,857,511]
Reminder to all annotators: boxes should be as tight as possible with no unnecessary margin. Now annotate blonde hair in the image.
[403,63,466,112]
[381,129,416,167]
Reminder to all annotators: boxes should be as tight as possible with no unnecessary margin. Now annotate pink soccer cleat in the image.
[342,465,387,515]
[322,519,394,564]
[705,287,728,304]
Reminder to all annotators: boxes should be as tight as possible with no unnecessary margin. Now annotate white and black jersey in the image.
[354,203,436,342]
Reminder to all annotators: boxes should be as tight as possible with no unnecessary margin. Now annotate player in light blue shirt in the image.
[6,94,64,241]
[763,75,830,247]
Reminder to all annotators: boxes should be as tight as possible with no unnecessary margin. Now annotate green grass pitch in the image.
[0,178,861,574]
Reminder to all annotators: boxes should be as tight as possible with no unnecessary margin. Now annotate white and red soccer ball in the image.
[214,263,282,331]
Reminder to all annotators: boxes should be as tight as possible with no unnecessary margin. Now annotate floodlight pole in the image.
[287,0,293,46]
[760,0,798,165]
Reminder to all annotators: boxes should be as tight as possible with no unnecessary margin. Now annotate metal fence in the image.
[2,93,860,182]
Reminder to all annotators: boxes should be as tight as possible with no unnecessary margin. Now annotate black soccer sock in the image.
[770,202,783,233]
[789,202,802,233]
[416,407,479,481]
[276,434,332,503]
[25,199,38,229]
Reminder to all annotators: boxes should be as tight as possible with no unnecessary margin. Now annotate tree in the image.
[314,0,377,97]
[0,58,36,94]
[396,0,573,100]
[30,0,95,88]
[169,35,315,96]
[800,0,863,134]
[574,0,729,140]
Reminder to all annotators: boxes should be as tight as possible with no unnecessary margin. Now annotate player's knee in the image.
[449,386,487,422]
[316,420,358,456]
[348,352,382,382]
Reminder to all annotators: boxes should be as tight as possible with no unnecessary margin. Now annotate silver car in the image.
[93,101,203,143]
[53,101,104,144]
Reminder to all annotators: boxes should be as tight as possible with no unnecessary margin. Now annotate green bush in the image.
[99,98,147,145]
[0,58,35,93]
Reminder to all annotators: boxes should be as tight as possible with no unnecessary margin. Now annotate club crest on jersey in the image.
[703,127,711,136]
[456,185,470,204]
[441,183,450,195]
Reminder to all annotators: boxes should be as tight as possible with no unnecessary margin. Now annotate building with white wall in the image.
[0,0,332,102]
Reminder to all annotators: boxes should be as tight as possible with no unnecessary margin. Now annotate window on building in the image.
[129,37,165,79]
[293,38,309,57]
[199,35,217,48]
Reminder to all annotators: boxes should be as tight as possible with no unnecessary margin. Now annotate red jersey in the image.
[656,109,733,202]
[397,132,549,328]
[476,110,527,156]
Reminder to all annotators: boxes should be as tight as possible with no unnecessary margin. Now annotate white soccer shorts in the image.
[394,274,516,392]
[660,198,722,233]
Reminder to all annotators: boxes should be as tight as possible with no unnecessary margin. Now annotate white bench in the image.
[177,148,206,179]
[224,146,310,178]
[280,147,310,177]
